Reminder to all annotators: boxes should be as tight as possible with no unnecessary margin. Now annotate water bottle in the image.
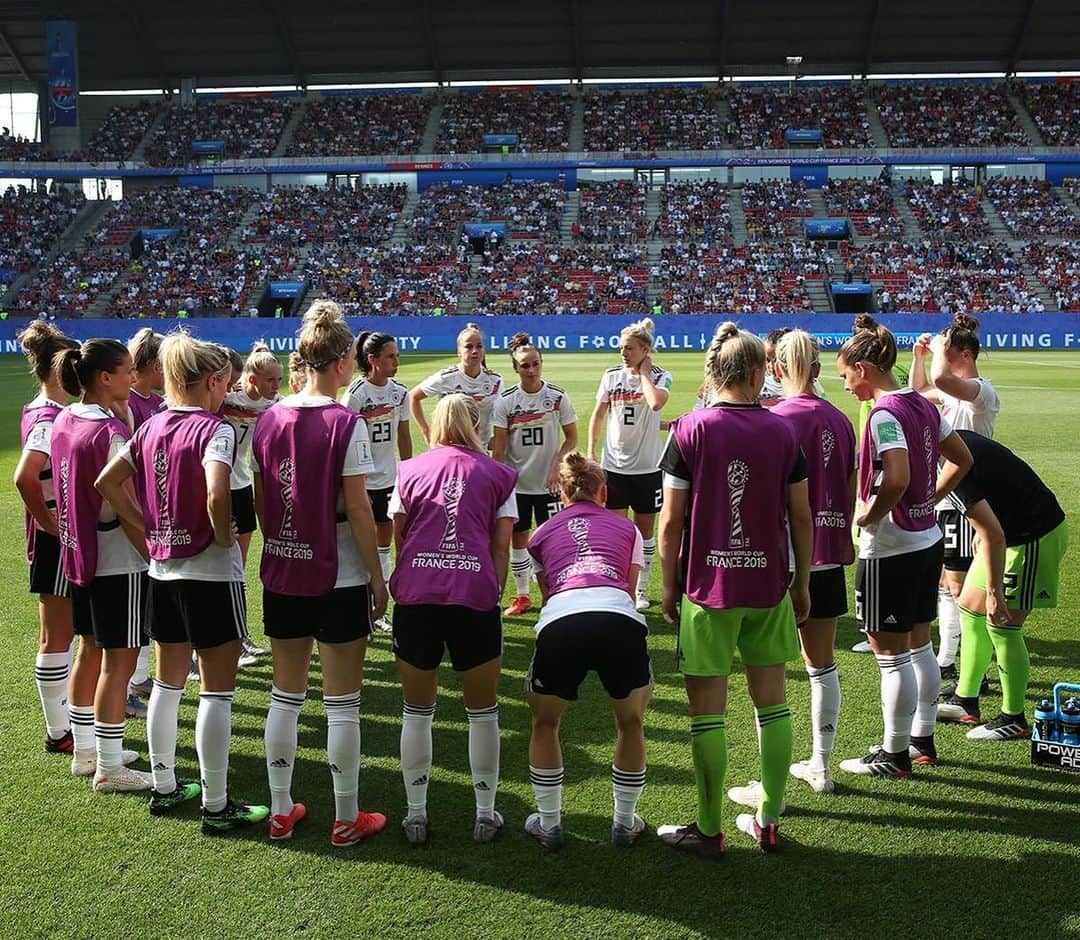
[1034,698,1059,742]
[1061,697,1080,747]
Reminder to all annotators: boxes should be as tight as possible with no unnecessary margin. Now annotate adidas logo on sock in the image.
[269,758,290,768]
[1038,590,1050,599]
[410,775,428,786]
[153,762,168,771]
[475,781,490,791]
[329,763,340,773]
[822,724,835,733]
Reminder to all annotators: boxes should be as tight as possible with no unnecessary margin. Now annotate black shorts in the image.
[232,485,257,536]
[514,493,561,533]
[368,487,392,525]
[855,540,944,633]
[392,603,502,672]
[527,611,652,701]
[937,508,975,572]
[147,578,249,650]
[263,585,373,644]
[605,470,662,515]
[71,572,149,650]
[803,566,849,622]
[29,531,70,598]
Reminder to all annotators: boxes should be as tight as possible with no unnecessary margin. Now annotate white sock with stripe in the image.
[510,548,531,597]
[265,686,305,816]
[529,765,564,831]
[936,588,961,668]
[196,691,234,812]
[910,642,941,738]
[638,538,656,595]
[129,645,151,691]
[876,652,916,755]
[466,705,500,817]
[94,720,126,777]
[807,663,841,771]
[325,691,362,822]
[401,702,434,819]
[612,765,646,828]
[378,546,392,584]
[35,652,70,740]
[148,679,184,794]
[70,704,95,761]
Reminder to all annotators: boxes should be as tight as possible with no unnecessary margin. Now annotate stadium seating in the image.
[0,189,84,274]
[726,85,874,149]
[985,178,1080,238]
[73,101,159,162]
[287,95,430,156]
[574,182,648,244]
[409,182,565,242]
[872,82,1029,148]
[582,89,723,152]
[435,91,573,153]
[656,179,732,242]
[1018,82,1080,147]
[241,184,407,246]
[741,180,814,239]
[904,179,991,238]
[821,178,905,238]
[143,99,292,164]
[1024,240,1080,312]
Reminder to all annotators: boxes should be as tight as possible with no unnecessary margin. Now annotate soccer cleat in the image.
[789,760,835,793]
[187,658,201,683]
[635,592,651,612]
[238,638,265,668]
[473,810,504,844]
[735,813,781,853]
[72,749,140,777]
[839,746,912,779]
[908,736,938,765]
[93,767,153,793]
[44,730,74,755]
[524,812,565,851]
[940,674,991,700]
[611,814,647,848]
[374,616,393,633]
[129,677,154,700]
[331,810,387,846]
[656,822,726,859]
[851,640,872,653]
[125,693,148,720]
[201,799,270,835]
[402,814,428,845]
[270,802,308,841]
[727,779,786,814]
[937,694,981,724]
[966,713,1031,741]
[503,595,533,618]
[939,663,958,684]
[149,781,202,816]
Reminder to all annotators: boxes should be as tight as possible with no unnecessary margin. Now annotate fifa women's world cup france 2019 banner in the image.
[3,314,1080,354]
[46,20,78,128]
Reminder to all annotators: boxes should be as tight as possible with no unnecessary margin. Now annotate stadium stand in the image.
[985,178,1080,238]
[904,179,991,238]
[71,101,159,162]
[408,182,566,243]
[12,248,128,317]
[582,89,723,152]
[872,82,1029,147]
[241,184,408,246]
[821,178,906,238]
[573,181,648,244]
[655,179,732,242]
[143,98,292,164]
[0,129,47,161]
[286,95,430,156]
[435,90,573,153]
[726,85,874,149]
[1024,240,1080,312]
[1018,82,1080,147]
[741,180,814,240]
[0,188,84,274]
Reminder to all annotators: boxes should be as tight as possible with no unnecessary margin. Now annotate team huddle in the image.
[15,307,1068,856]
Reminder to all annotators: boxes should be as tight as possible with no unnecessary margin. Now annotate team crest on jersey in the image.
[727,460,750,548]
[278,457,297,539]
[440,477,466,552]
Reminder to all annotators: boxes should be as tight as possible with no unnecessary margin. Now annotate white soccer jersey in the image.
[342,377,410,490]
[935,377,999,511]
[492,382,577,495]
[596,364,673,475]
[419,364,503,446]
[222,390,279,490]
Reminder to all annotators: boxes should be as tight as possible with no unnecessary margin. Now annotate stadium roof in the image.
[0,0,1077,92]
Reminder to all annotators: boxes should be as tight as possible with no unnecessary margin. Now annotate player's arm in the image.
[587,401,608,461]
[14,448,58,536]
[96,449,144,533]
[857,448,909,528]
[205,461,234,548]
[909,333,941,401]
[253,469,265,533]
[964,498,1009,625]
[344,474,388,622]
[934,431,974,503]
[930,334,982,401]
[659,485,686,623]
[397,420,413,461]
[547,420,578,492]
[490,516,513,596]
[638,357,669,411]
[408,386,431,443]
[788,479,812,624]
[490,426,509,464]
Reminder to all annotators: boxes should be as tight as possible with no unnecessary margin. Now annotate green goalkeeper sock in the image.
[690,714,726,837]
[756,703,792,825]
[989,625,1030,717]
[957,605,994,699]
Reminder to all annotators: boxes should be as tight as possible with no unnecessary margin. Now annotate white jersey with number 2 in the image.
[596,363,673,475]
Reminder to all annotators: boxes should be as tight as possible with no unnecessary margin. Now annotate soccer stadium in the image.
[0,2,1078,938]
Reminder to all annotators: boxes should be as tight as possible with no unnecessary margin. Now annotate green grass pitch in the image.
[0,348,1078,940]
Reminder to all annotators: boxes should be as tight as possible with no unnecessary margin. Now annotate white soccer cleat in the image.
[71,750,140,777]
[789,760,835,793]
[726,779,786,814]
[93,766,154,793]
[635,592,651,612]
[851,640,872,653]
[374,616,393,633]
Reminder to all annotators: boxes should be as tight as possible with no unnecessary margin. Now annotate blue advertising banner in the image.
[192,140,225,155]
[785,129,824,144]
[268,281,306,298]
[2,314,1079,353]
[830,283,872,295]
[790,164,828,188]
[46,21,78,128]
[463,223,508,238]
[483,134,519,147]
[806,219,849,237]
[140,228,181,242]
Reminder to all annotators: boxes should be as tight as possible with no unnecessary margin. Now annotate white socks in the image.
[910,642,941,738]
[612,765,646,828]
[638,538,656,594]
[325,691,362,822]
[128,645,151,692]
[147,679,184,794]
[937,588,961,668]
[529,765,564,830]
[876,651,916,755]
[467,706,500,818]
[196,691,234,812]
[35,651,70,740]
[510,547,531,597]
[95,720,126,777]
[70,704,95,760]
[265,686,304,816]
[807,662,841,771]
[378,546,392,584]
[401,702,435,819]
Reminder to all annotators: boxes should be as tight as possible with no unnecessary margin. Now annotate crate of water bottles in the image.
[1031,683,1080,773]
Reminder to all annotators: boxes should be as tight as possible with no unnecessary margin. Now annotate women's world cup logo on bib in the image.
[727,459,749,548]
[440,478,466,552]
[567,516,591,559]
[153,450,172,529]
[922,427,935,501]
[278,457,297,540]
[57,457,76,550]
[822,429,836,507]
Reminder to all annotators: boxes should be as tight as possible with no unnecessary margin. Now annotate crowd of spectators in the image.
[0,128,48,161]
[143,98,292,165]
[573,181,648,243]
[741,180,813,239]
[12,248,128,317]
[287,95,430,156]
[304,243,468,316]
[1019,82,1080,147]
[435,91,572,154]
[905,179,990,238]
[0,187,84,273]
[583,89,723,152]
[473,243,647,316]
[726,85,874,149]
[985,177,1080,238]
[241,184,407,247]
[93,187,257,246]
[74,101,159,161]
[655,179,732,242]
[655,240,828,313]
[408,181,565,242]
[821,177,905,237]
[1065,177,1080,205]
[872,83,1029,148]
[1023,240,1080,311]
